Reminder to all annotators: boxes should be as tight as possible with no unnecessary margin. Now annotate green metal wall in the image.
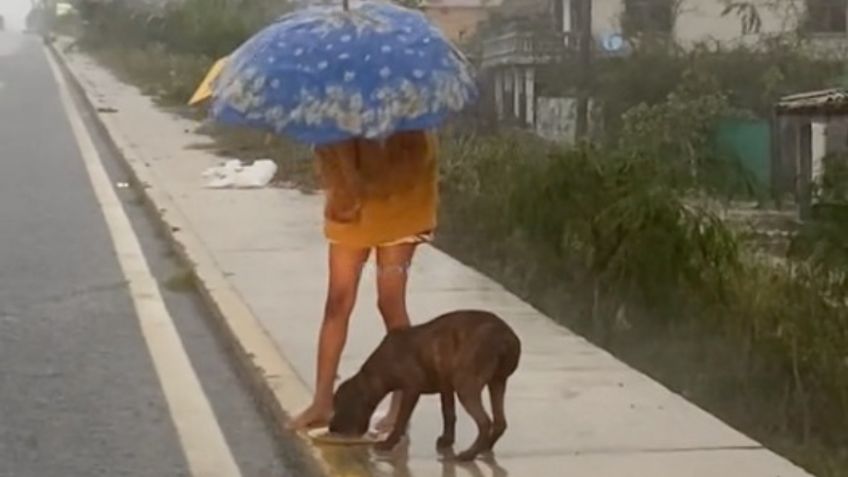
[716,117,771,189]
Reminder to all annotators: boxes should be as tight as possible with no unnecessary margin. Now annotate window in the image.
[806,0,847,34]
[623,0,674,34]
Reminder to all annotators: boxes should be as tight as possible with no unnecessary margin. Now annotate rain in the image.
[1,1,847,476]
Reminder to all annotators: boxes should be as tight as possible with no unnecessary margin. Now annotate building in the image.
[421,0,501,44]
[481,0,848,141]
[774,89,848,218]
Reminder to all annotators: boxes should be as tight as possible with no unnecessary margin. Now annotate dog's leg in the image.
[375,389,420,451]
[455,384,491,461]
[484,379,507,451]
[436,390,456,450]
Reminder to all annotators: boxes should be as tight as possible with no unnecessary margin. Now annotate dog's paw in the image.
[454,449,479,462]
[436,435,455,450]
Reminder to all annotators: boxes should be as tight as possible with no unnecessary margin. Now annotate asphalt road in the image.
[0,32,315,477]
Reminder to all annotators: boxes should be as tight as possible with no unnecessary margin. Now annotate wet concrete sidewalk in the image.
[55,43,813,477]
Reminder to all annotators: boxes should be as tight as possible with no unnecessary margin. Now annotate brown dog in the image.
[329,310,521,461]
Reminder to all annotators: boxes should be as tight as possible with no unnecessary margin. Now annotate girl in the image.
[291,130,439,432]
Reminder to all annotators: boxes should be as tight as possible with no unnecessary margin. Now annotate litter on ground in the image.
[202,159,277,189]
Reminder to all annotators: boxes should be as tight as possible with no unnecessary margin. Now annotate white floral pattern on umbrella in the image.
[210,0,478,145]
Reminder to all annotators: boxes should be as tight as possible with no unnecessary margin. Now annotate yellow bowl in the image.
[308,428,381,446]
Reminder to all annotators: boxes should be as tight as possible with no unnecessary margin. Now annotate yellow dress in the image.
[314,131,439,249]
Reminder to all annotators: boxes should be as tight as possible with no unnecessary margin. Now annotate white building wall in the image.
[588,0,805,47]
[674,0,799,45]
[592,0,624,40]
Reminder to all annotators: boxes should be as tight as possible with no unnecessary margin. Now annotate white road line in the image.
[44,48,244,477]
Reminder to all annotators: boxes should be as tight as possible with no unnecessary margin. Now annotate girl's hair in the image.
[315,130,437,221]
[357,130,437,198]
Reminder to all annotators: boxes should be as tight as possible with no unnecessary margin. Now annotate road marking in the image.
[44,48,244,477]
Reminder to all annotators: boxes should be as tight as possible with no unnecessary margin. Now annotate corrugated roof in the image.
[777,88,848,115]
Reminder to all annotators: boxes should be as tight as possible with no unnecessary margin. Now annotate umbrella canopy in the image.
[210,0,478,145]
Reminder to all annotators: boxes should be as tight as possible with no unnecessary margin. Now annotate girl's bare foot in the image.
[289,403,332,431]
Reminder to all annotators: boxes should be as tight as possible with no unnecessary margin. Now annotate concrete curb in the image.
[46,41,375,477]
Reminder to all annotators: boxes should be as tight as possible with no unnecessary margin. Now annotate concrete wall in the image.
[589,0,807,47]
[592,0,624,39]
[535,96,577,143]
[422,5,490,43]
[773,116,848,208]
[674,0,799,45]
[812,121,827,183]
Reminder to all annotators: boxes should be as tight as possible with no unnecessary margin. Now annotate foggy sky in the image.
[1,0,33,31]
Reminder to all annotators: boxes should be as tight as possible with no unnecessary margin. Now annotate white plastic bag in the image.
[202,159,277,189]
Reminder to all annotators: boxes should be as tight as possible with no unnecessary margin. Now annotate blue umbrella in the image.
[210,0,478,145]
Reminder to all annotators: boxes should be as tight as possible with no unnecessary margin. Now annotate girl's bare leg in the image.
[373,243,418,433]
[290,243,370,430]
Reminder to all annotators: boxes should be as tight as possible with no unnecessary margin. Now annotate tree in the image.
[721,1,763,34]
[720,0,805,35]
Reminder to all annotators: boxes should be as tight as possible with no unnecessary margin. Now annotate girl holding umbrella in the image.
[299,130,439,431]
[209,0,477,432]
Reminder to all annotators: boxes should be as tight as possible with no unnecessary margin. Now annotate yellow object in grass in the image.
[188,57,228,106]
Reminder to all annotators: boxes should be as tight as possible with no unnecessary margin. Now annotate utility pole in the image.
[575,0,592,141]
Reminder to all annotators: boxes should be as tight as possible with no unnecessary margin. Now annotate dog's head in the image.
[328,376,377,436]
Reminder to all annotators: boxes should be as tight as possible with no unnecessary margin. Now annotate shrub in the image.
[434,130,848,474]
[509,144,740,334]
[720,261,848,449]
[76,0,290,58]
[92,46,213,106]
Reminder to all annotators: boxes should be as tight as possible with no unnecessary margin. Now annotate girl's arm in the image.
[314,140,363,223]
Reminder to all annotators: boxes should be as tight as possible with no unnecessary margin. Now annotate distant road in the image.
[0,32,312,477]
